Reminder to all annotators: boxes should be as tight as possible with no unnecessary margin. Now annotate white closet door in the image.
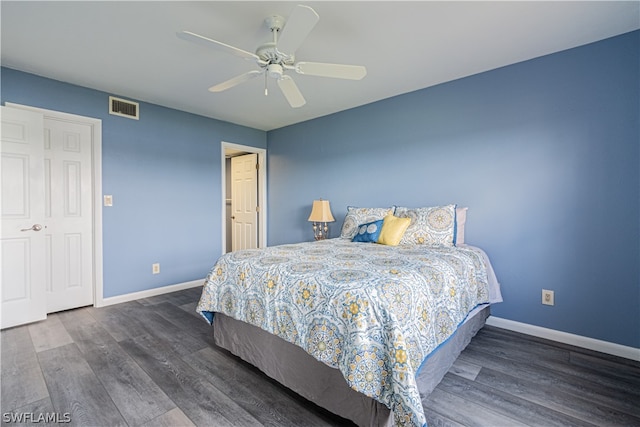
[43,117,94,313]
[1,106,47,329]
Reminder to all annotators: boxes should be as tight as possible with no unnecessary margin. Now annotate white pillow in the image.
[455,207,468,245]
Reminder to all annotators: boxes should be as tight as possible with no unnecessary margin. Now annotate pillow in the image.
[340,206,395,239]
[351,219,384,243]
[395,204,456,246]
[377,214,411,246]
[454,207,468,245]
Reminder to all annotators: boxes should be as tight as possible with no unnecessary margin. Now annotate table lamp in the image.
[307,199,335,240]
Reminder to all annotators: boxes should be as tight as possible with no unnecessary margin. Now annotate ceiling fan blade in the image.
[177,31,260,61]
[209,70,263,92]
[295,62,367,80]
[277,75,306,108]
[276,5,319,54]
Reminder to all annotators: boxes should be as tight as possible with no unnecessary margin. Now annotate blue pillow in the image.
[351,219,384,243]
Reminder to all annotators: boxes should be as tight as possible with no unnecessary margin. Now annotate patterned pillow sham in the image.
[395,204,456,246]
[340,206,395,239]
[351,219,384,243]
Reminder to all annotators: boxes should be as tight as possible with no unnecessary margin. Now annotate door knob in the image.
[21,224,43,232]
[231,216,236,220]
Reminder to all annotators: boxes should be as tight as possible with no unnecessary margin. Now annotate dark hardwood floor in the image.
[2,287,639,426]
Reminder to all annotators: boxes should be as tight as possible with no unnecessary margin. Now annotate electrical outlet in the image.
[542,289,554,306]
[104,195,113,206]
[152,263,160,274]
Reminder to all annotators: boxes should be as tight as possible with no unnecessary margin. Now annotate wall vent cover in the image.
[109,96,139,120]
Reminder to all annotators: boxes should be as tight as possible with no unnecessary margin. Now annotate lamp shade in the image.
[308,199,335,222]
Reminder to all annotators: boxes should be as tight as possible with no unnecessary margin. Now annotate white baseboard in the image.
[96,279,204,308]
[486,316,640,362]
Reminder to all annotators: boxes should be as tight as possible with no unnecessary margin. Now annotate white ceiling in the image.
[2,1,638,131]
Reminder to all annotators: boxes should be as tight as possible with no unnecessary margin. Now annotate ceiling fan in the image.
[177,4,367,108]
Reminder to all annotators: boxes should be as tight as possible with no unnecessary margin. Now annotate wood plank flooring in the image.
[2,287,639,426]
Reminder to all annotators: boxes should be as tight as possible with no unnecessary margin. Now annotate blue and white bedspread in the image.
[197,238,502,427]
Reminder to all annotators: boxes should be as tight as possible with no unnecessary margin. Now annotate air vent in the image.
[109,96,139,120]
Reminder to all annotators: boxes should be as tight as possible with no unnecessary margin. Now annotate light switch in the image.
[104,195,113,207]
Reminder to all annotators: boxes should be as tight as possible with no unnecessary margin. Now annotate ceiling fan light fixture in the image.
[267,63,284,79]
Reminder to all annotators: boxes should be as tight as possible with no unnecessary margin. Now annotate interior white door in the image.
[43,117,93,312]
[231,153,258,251]
[1,106,47,329]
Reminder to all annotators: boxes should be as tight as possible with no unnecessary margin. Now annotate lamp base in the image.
[312,222,329,240]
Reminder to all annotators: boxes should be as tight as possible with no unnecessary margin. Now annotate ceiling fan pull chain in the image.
[264,72,268,96]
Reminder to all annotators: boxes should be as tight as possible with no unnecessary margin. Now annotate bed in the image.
[197,205,502,426]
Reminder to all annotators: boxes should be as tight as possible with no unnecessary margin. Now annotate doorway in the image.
[221,142,267,253]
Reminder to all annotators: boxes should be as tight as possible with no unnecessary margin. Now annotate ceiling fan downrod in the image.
[265,15,284,40]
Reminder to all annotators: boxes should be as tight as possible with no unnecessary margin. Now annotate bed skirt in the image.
[212,305,491,426]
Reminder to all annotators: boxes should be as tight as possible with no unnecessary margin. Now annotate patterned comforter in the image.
[197,238,495,427]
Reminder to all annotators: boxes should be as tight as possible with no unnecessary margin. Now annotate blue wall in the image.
[1,67,266,298]
[3,31,638,348]
[267,31,640,348]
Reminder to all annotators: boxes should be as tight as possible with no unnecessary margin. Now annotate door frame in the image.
[6,102,104,308]
[221,141,267,253]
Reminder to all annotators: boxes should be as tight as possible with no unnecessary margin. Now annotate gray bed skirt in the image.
[213,305,491,426]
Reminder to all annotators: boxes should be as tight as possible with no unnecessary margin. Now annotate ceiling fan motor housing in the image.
[256,42,294,66]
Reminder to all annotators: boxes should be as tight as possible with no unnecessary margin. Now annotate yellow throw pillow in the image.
[378,214,411,246]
